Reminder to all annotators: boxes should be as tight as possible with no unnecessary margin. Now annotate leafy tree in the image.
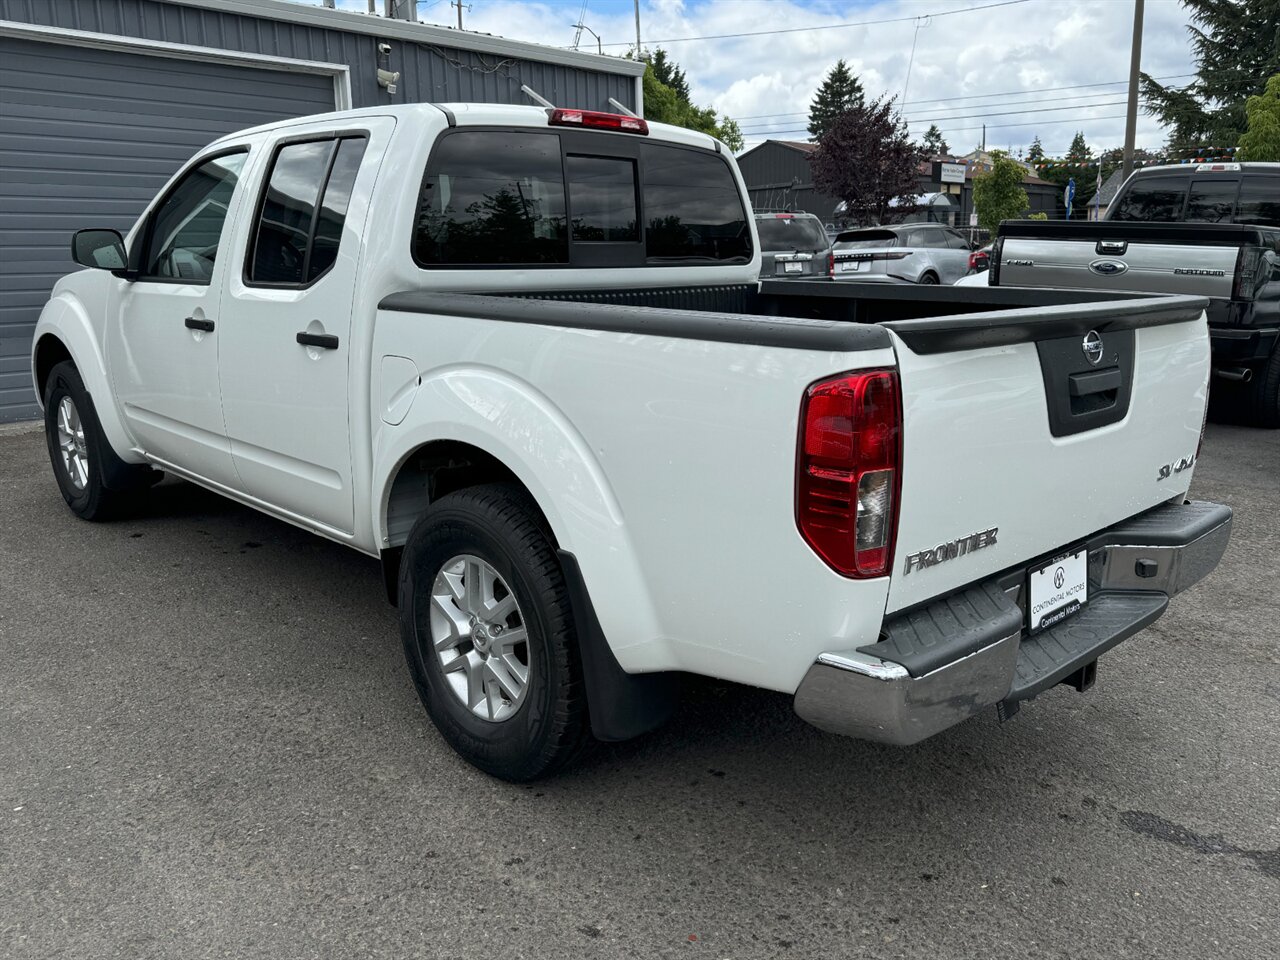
[1239,73,1280,161]
[650,48,689,102]
[809,95,924,226]
[1026,136,1045,164]
[972,150,1030,233]
[919,124,950,156]
[642,62,743,151]
[1142,0,1280,148]
[808,60,866,142]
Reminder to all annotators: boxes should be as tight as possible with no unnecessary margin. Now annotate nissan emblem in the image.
[1082,330,1104,365]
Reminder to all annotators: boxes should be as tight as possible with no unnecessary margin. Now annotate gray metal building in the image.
[0,0,644,421]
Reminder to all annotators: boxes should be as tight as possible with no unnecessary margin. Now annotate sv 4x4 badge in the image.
[1157,453,1196,481]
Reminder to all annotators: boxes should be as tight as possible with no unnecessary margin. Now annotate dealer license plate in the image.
[839,260,861,272]
[783,261,803,274]
[1028,550,1088,632]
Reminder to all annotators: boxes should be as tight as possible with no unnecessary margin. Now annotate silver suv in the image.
[753,212,831,279]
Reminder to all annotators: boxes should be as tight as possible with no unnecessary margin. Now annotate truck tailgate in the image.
[881,295,1209,614]
[998,238,1238,298]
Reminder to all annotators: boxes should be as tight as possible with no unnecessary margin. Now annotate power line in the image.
[593,0,1032,47]
[741,113,1136,142]
[729,74,1194,123]
[738,100,1131,135]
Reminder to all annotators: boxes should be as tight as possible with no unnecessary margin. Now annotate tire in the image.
[398,483,591,781]
[42,361,153,520]
[918,271,939,284]
[1243,345,1280,428]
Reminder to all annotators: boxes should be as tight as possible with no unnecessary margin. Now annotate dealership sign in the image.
[940,162,966,184]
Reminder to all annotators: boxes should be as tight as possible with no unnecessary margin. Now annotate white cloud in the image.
[320,0,1200,157]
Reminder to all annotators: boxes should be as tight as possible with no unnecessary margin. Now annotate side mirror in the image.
[71,229,128,273]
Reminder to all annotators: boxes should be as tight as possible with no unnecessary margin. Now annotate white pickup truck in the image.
[34,103,1231,780]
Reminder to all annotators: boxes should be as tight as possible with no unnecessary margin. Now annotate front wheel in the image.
[42,361,153,520]
[398,483,591,781]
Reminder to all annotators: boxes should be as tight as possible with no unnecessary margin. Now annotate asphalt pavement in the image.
[2,420,1277,959]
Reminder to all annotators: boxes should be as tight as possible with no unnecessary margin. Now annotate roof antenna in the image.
[520,85,556,109]
[608,97,638,118]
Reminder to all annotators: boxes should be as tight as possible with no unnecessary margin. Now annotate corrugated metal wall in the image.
[0,0,637,420]
[0,0,637,112]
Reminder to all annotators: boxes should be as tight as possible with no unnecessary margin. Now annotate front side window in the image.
[1109,176,1187,221]
[414,132,568,265]
[640,144,750,262]
[1185,179,1239,223]
[248,136,368,286]
[142,150,248,283]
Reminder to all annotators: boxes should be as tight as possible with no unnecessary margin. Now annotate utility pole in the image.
[633,0,642,59]
[981,123,986,153]
[1122,0,1145,180]
[453,0,464,30]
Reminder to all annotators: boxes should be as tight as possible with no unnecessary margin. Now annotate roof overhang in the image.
[164,0,647,76]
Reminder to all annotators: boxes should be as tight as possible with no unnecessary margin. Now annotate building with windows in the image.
[0,0,644,421]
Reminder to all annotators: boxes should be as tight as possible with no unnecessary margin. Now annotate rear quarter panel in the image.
[370,308,899,694]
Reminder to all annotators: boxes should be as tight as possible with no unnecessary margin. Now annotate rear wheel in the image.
[918,271,939,284]
[398,483,591,781]
[42,361,153,520]
[1243,346,1280,428]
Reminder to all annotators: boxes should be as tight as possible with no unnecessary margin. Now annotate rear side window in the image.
[1110,176,1187,221]
[1185,179,1239,223]
[640,143,750,262]
[414,131,568,265]
[1236,175,1280,226]
[248,135,368,286]
[914,227,947,248]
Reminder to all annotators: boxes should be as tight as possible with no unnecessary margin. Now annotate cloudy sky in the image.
[322,0,1201,158]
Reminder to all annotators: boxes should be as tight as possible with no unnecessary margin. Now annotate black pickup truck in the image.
[984,162,1280,426]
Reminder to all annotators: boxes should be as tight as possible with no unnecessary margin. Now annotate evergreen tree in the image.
[919,124,950,156]
[650,48,690,102]
[1026,136,1045,164]
[1066,130,1093,163]
[1142,0,1280,149]
[808,60,866,142]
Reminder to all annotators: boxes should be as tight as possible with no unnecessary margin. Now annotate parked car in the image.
[967,242,993,275]
[34,103,1229,780]
[987,162,1280,425]
[753,211,831,279]
[831,223,975,283]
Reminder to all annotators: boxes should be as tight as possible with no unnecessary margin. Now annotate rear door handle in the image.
[184,316,215,332]
[296,331,339,350]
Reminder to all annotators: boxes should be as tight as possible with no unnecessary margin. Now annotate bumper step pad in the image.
[1004,593,1168,704]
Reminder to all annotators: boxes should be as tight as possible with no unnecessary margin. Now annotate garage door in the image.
[0,35,340,422]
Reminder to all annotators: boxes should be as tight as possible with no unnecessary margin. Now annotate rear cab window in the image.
[1235,175,1280,226]
[412,128,751,268]
[1110,175,1188,221]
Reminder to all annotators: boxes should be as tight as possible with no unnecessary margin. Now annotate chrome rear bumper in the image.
[793,500,1232,745]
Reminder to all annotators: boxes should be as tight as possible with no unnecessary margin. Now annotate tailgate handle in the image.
[1096,239,1127,255]
[1069,367,1121,397]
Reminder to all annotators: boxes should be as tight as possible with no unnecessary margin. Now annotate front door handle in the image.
[184,316,215,332]
[296,331,339,350]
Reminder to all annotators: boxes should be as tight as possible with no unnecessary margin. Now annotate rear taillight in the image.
[968,251,988,271]
[828,251,835,276]
[1232,245,1264,301]
[549,108,649,135]
[797,370,902,578]
[989,237,1004,285]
